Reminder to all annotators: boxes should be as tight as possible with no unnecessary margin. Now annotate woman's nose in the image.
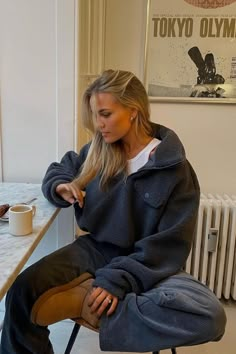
[96,116,105,129]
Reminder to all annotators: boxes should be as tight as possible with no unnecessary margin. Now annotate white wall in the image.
[152,103,236,195]
[0,0,57,182]
[0,0,77,258]
[104,0,236,195]
[104,0,146,79]
[0,0,76,182]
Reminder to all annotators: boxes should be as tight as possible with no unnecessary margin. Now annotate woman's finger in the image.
[106,297,118,316]
[88,287,119,317]
[60,182,84,207]
[95,295,113,318]
[87,287,103,306]
[89,290,107,313]
[69,182,85,207]
[56,184,75,203]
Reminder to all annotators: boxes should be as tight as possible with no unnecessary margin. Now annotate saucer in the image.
[0,211,9,222]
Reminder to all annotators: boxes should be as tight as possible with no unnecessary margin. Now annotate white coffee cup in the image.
[9,204,36,236]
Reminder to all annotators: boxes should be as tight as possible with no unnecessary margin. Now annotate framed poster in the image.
[144,0,236,103]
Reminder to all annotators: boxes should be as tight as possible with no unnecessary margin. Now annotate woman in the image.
[0,70,226,353]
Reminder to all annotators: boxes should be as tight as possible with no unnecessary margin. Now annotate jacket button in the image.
[144,193,149,198]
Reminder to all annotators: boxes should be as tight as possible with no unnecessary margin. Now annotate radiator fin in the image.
[185,193,236,300]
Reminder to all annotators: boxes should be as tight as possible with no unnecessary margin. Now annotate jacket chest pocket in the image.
[134,179,170,209]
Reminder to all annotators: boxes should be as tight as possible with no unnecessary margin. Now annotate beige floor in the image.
[0,299,235,353]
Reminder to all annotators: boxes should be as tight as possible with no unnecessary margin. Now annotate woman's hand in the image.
[88,287,118,318]
[56,182,85,207]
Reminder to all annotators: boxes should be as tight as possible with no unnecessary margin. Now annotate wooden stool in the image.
[64,319,177,354]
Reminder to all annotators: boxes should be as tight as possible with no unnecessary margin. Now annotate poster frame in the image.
[144,0,236,104]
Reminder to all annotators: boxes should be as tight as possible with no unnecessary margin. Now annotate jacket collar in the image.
[145,123,186,169]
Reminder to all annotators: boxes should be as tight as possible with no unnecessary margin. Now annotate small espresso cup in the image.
[9,204,36,236]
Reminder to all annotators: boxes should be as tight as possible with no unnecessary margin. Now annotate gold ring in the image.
[106,297,112,304]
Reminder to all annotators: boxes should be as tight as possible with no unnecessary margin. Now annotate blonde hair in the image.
[76,69,152,190]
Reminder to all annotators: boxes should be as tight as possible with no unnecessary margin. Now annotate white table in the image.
[0,183,60,301]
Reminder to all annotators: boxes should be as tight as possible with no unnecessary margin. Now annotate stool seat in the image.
[64,318,177,354]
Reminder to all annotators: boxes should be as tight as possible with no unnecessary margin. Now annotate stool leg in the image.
[153,348,176,354]
[64,323,81,354]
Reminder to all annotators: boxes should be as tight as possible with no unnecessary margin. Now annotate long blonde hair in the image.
[76,69,152,190]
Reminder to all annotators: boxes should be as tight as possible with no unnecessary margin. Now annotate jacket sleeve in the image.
[41,146,89,207]
[93,162,200,299]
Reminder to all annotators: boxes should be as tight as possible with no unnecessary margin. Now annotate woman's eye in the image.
[102,112,111,118]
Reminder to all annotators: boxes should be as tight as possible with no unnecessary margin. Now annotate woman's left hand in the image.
[87,287,118,318]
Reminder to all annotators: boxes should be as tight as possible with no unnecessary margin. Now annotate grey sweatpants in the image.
[0,235,226,353]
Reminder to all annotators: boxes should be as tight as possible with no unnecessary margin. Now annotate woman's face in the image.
[90,93,136,144]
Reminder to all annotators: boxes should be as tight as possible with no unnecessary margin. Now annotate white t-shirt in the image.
[128,138,160,175]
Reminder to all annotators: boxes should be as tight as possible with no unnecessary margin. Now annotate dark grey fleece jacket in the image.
[42,123,200,299]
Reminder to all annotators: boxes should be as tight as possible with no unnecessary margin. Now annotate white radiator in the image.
[185,193,236,300]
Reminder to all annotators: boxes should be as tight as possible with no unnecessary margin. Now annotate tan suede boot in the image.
[30,272,100,330]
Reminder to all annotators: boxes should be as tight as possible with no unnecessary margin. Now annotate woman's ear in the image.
[131,108,138,119]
